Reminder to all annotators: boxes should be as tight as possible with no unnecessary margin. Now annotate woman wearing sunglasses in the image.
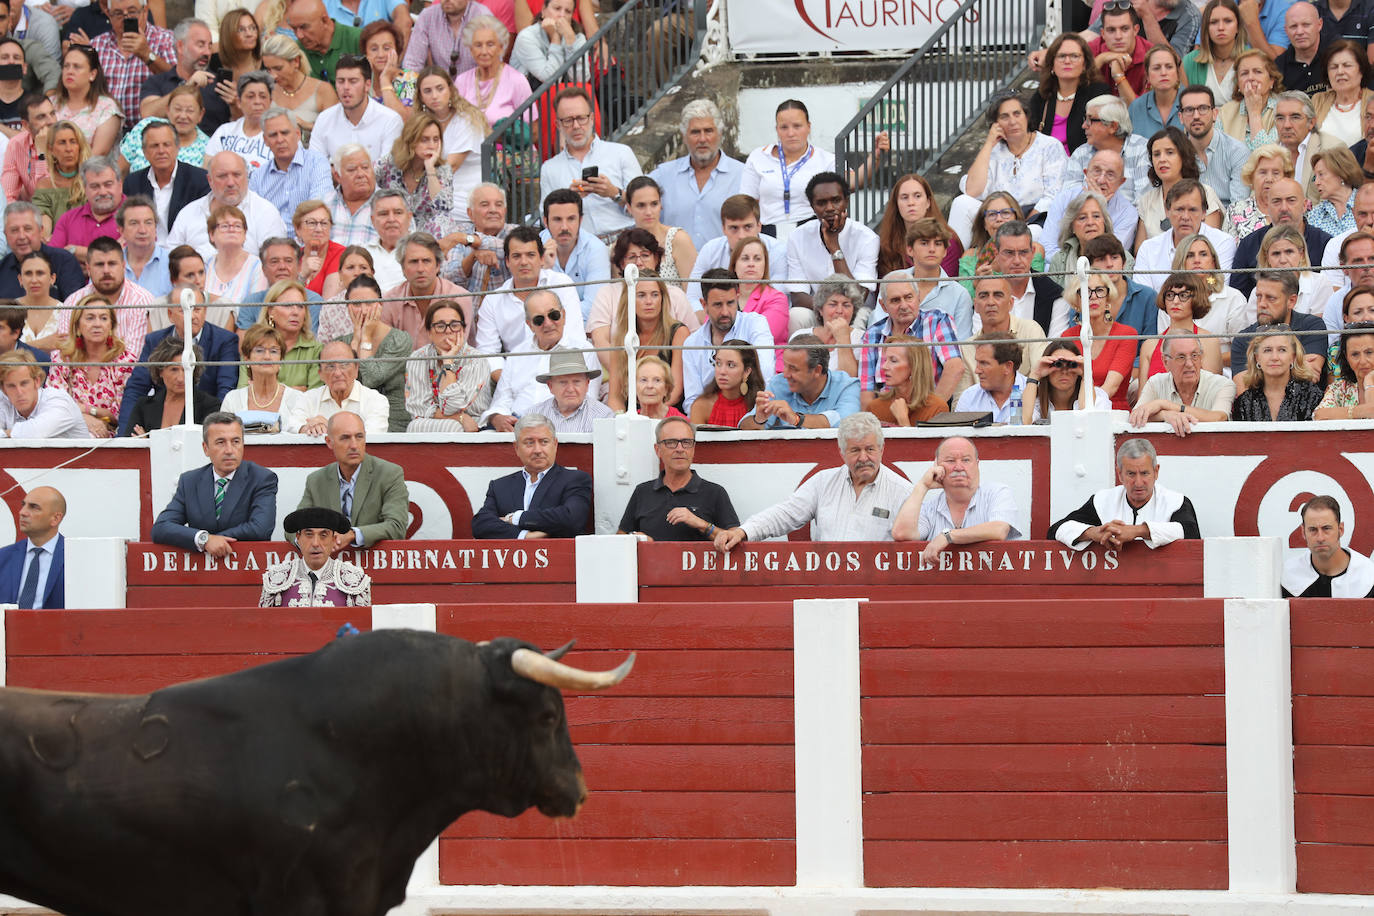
[404,299,492,432]
[1021,339,1112,423]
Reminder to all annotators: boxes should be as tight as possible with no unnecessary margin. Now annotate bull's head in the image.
[480,639,633,819]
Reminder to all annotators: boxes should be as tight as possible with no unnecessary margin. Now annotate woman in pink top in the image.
[455,15,534,128]
[729,235,789,371]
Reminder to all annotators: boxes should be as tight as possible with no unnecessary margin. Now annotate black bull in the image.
[0,629,634,916]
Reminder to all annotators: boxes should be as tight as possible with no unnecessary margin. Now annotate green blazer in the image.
[297,454,409,547]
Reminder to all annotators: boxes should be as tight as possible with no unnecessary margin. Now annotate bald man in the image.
[287,0,362,81]
[0,485,66,608]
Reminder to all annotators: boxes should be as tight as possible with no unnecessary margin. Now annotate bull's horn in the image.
[511,648,635,690]
[546,639,576,660]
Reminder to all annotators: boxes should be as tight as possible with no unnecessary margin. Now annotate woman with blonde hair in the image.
[260,33,336,142]
[864,334,946,426]
[413,66,488,205]
[45,294,136,437]
[610,272,689,412]
[1224,143,1293,237]
[238,279,322,390]
[1232,327,1324,420]
[1250,224,1338,321]
[1219,49,1283,147]
[32,121,89,235]
[375,112,454,238]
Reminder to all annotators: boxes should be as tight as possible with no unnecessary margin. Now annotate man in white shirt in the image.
[362,188,409,290]
[713,412,909,547]
[472,227,585,373]
[954,336,1027,422]
[291,340,390,435]
[202,71,274,170]
[1134,179,1236,290]
[784,171,879,309]
[538,85,641,238]
[482,290,600,431]
[892,435,1021,560]
[308,54,402,164]
[681,268,776,411]
[685,193,789,304]
[1282,495,1374,597]
[1129,330,1234,436]
[1050,437,1201,549]
[0,350,90,438]
[168,150,287,260]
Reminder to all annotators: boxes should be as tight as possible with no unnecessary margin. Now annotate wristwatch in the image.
[194,529,209,550]
[941,528,954,544]
[830,249,845,261]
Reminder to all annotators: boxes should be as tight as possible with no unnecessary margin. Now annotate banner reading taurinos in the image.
[725,0,980,54]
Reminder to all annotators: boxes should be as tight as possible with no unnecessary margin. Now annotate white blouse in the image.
[740,144,838,227]
[959,132,1068,213]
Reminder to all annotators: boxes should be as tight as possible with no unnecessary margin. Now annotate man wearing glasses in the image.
[618,417,739,542]
[481,289,599,432]
[1177,84,1249,205]
[1061,95,1151,204]
[1130,329,1235,436]
[539,85,642,239]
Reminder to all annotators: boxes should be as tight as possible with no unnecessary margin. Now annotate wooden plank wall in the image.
[434,601,797,887]
[1291,598,1374,894]
[859,597,1229,889]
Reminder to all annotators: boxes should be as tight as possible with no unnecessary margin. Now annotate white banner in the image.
[726,0,974,54]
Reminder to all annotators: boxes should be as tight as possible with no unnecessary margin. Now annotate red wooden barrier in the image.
[638,540,1205,601]
[859,597,1228,890]
[434,601,797,887]
[1291,599,1374,895]
[124,540,578,606]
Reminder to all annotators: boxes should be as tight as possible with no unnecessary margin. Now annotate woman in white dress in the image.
[739,99,837,239]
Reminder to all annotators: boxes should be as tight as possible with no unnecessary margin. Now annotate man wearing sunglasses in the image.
[472,226,586,377]
[1131,329,1235,436]
[618,417,738,542]
[482,289,599,433]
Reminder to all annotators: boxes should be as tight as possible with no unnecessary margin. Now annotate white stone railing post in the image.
[574,535,638,602]
[64,538,127,609]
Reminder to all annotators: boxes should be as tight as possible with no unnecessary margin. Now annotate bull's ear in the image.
[545,639,576,660]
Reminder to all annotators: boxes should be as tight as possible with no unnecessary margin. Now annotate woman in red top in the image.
[689,342,765,428]
[1137,272,1224,388]
[293,201,344,296]
[1064,272,1136,410]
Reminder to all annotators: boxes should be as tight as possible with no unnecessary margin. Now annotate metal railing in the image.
[481,0,709,225]
[834,0,1048,227]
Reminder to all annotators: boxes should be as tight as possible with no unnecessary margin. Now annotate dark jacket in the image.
[151,460,279,551]
[0,243,84,300]
[117,323,240,436]
[124,163,210,230]
[471,464,592,539]
[1025,82,1112,156]
[0,534,63,608]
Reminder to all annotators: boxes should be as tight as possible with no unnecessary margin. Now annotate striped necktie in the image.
[214,477,228,520]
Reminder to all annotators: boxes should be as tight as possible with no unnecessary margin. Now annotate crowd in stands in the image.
[0,0,1369,445]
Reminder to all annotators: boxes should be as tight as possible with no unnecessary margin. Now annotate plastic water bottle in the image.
[1007,384,1022,426]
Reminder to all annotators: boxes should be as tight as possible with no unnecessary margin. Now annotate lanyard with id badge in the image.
[776,145,814,217]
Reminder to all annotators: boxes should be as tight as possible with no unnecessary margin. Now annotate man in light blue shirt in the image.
[686,194,789,304]
[539,86,642,238]
[119,197,172,298]
[1179,85,1249,205]
[681,268,777,411]
[648,99,744,249]
[250,108,334,233]
[740,333,860,430]
[539,188,609,321]
[1241,0,1296,54]
[323,0,410,36]
[954,336,1028,423]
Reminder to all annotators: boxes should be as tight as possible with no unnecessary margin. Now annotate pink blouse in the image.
[744,284,790,371]
[45,347,138,419]
[1052,114,1070,154]
[455,64,535,127]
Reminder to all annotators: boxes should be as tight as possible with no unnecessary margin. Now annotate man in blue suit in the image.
[118,288,239,436]
[472,412,592,539]
[0,486,66,608]
[151,412,279,556]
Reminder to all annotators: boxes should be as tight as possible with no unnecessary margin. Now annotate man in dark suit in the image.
[124,121,210,240]
[151,412,279,556]
[472,412,593,539]
[117,287,239,436]
[0,485,66,608]
[0,201,84,300]
[1230,177,1331,298]
[297,410,409,549]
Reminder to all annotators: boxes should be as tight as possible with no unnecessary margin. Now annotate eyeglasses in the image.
[1166,352,1203,364]
[1083,115,1107,126]
[1178,104,1213,115]
[321,361,352,372]
[430,320,465,333]
[558,114,592,127]
[657,437,695,450]
[300,219,331,230]
[1056,51,1084,61]
[530,309,563,326]
[250,346,282,357]
[213,221,245,231]
[1086,286,1111,299]
[984,207,1015,219]
[1164,289,1194,301]
[1103,0,1132,9]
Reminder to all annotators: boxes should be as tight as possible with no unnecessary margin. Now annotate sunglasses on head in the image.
[530,309,563,326]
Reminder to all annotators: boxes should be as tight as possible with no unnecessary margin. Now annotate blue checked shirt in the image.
[329,193,378,247]
[250,146,335,233]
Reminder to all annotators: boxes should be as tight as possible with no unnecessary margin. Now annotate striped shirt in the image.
[249,146,334,231]
[328,194,378,247]
[741,464,910,542]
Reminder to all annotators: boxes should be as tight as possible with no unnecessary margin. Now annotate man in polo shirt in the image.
[647,99,744,248]
[859,272,963,408]
[892,435,1021,560]
[1231,269,1329,375]
[1230,177,1330,296]
[618,416,739,541]
[308,54,402,164]
[740,333,859,430]
[1130,330,1235,436]
[287,0,361,81]
[1088,5,1152,101]
[539,85,642,238]
[1275,2,1330,96]
[1238,0,1298,56]
[50,156,123,262]
[784,171,878,311]
[251,107,333,229]
[540,189,609,321]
